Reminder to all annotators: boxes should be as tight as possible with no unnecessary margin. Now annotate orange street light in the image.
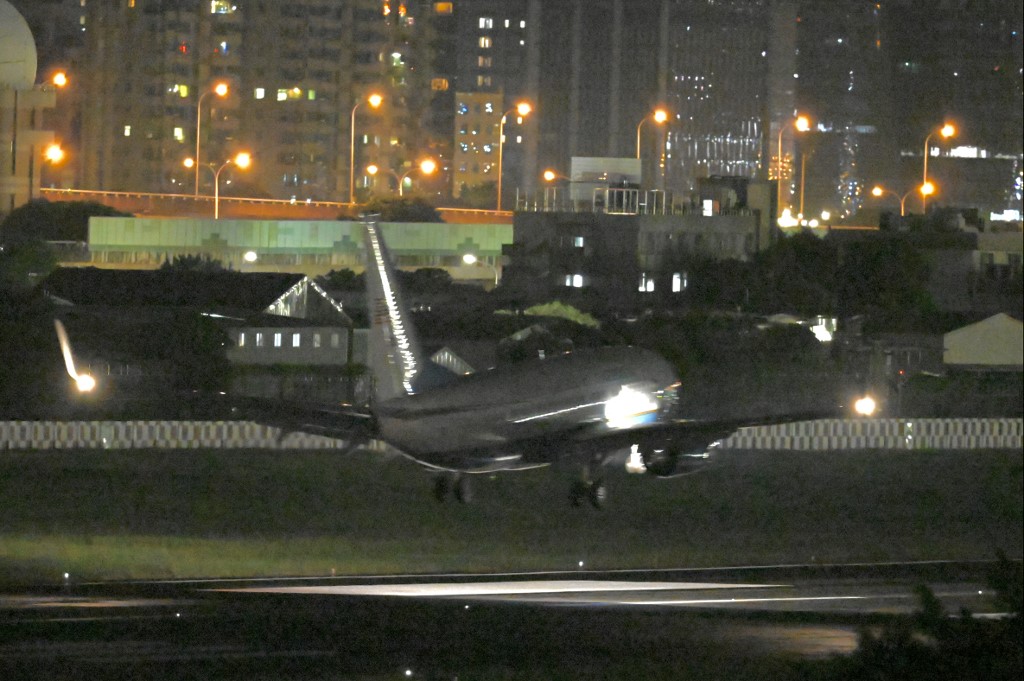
[922,123,956,212]
[52,71,69,88]
[635,108,669,159]
[367,157,437,196]
[195,81,230,195]
[44,144,65,164]
[776,113,813,216]
[871,182,934,217]
[349,92,384,203]
[497,101,532,211]
[213,152,251,219]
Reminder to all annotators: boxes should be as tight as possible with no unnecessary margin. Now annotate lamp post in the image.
[367,158,437,196]
[28,144,65,202]
[776,114,812,220]
[542,168,569,211]
[349,93,383,204]
[496,101,532,211]
[635,108,669,159]
[871,183,934,225]
[187,153,251,219]
[921,123,956,213]
[194,82,229,196]
[462,252,499,287]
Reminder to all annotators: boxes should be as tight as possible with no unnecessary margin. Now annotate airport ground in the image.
[0,447,1020,583]
[0,446,1021,679]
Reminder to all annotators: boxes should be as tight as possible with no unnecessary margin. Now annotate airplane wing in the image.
[229,395,377,444]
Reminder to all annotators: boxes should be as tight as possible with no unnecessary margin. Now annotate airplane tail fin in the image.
[361,217,425,401]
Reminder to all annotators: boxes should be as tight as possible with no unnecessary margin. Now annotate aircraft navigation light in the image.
[854,396,877,416]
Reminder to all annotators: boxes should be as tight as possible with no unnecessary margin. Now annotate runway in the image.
[0,561,1014,680]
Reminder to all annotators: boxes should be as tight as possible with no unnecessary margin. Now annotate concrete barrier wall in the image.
[0,418,1021,452]
[720,418,1023,451]
[0,421,346,451]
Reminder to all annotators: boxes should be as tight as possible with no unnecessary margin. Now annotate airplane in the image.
[53,217,877,507]
[236,217,876,507]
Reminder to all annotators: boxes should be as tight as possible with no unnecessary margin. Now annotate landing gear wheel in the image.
[454,475,473,504]
[433,474,451,503]
[570,480,588,507]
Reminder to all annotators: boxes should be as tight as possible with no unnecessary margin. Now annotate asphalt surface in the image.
[0,561,1014,680]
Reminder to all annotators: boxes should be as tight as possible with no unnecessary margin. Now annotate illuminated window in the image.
[477,75,492,87]
[292,333,301,348]
[238,332,246,347]
[573,236,584,248]
[176,41,189,55]
[277,89,288,101]
[254,87,265,99]
[478,36,492,48]
[313,333,321,348]
[479,17,493,29]
[564,274,583,288]
[255,332,264,347]
[307,90,316,100]
[210,1,235,14]
[672,272,688,292]
[330,333,340,348]
[173,127,184,142]
[123,125,131,137]
[431,78,449,91]
[477,56,492,68]
[273,333,282,348]
[638,273,655,293]
[433,3,453,15]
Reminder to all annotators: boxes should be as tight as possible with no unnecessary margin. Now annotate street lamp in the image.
[187,152,251,219]
[462,252,499,287]
[635,108,669,159]
[542,169,570,210]
[871,183,934,218]
[29,143,65,201]
[366,158,437,196]
[194,82,229,196]
[496,101,532,211]
[349,92,383,204]
[776,114,812,220]
[921,123,956,212]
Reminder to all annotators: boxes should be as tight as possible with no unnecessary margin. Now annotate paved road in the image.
[0,561,1013,680]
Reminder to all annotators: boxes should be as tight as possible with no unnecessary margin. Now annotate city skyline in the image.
[3,0,1022,219]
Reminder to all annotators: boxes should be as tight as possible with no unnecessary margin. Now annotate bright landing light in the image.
[604,385,659,429]
[854,396,877,416]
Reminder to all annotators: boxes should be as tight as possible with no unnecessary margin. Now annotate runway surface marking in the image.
[214,580,783,597]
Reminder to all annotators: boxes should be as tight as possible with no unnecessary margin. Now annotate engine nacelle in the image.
[627,443,719,478]
[645,448,716,478]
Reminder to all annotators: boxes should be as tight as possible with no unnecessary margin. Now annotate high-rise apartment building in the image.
[445,0,797,207]
[794,0,895,219]
[77,0,426,202]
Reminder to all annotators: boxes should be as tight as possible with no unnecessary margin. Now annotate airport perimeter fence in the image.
[0,418,1021,452]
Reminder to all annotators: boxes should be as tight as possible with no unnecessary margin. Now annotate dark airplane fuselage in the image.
[373,346,680,472]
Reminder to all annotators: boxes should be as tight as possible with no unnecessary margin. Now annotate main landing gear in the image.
[433,472,473,504]
[570,461,607,509]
